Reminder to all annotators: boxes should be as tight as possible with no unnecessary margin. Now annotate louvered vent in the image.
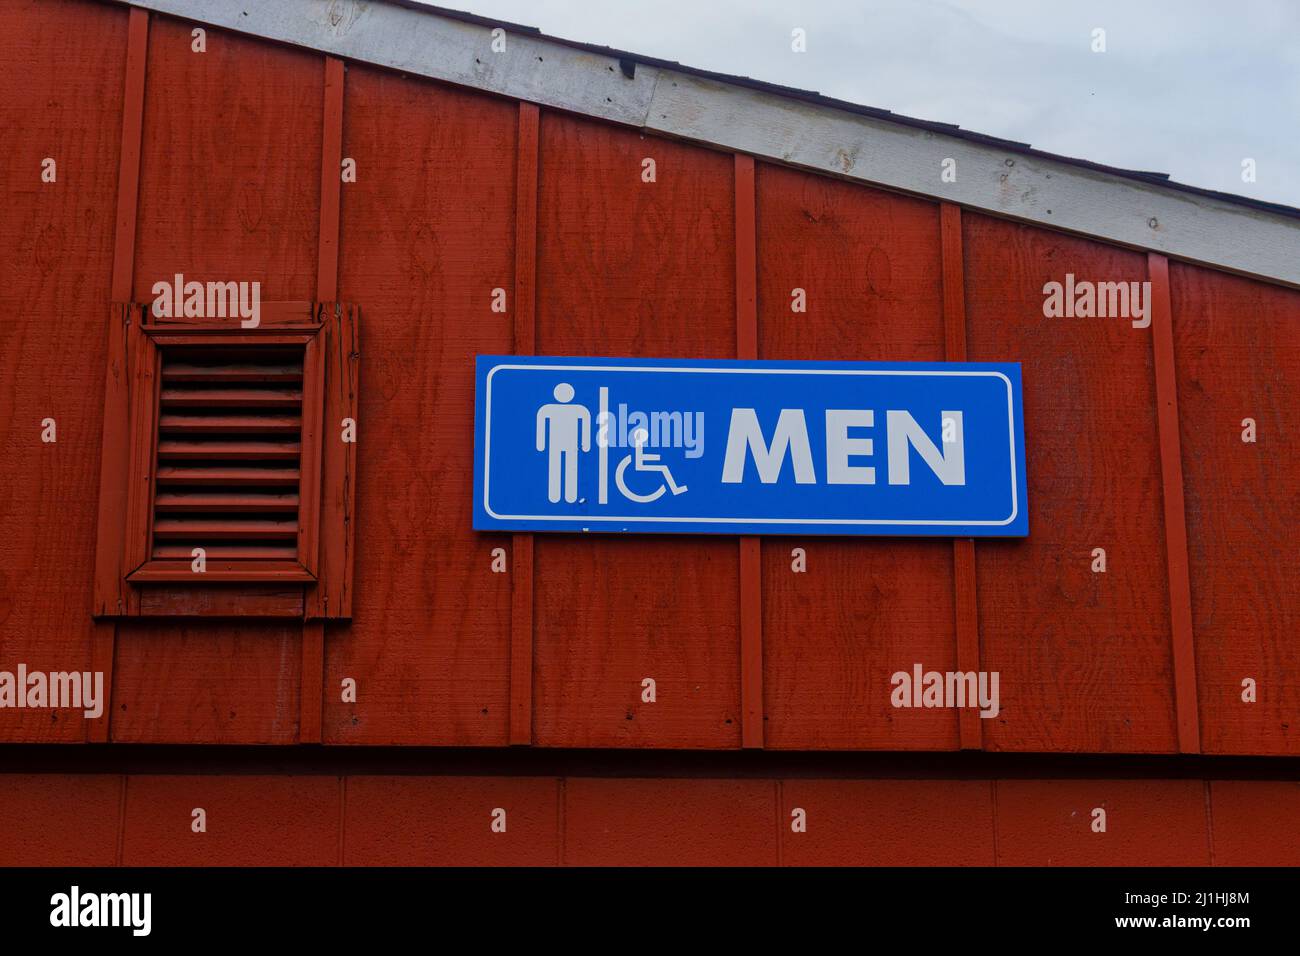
[152,345,304,564]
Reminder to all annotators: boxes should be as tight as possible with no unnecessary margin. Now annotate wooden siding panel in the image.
[1209,780,1300,865]
[327,66,517,744]
[994,779,1210,865]
[564,778,776,866]
[1171,264,1300,755]
[132,17,321,300]
[343,776,559,865]
[8,771,1300,865]
[0,774,122,866]
[121,775,338,866]
[754,164,957,749]
[531,116,740,748]
[0,0,126,742]
[963,213,1177,753]
[780,779,995,866]
[109,620,301,742]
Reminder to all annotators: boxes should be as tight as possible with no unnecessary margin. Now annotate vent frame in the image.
[93,300,356,619]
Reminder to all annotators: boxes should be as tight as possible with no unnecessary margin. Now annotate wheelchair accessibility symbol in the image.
[615,427,688,503]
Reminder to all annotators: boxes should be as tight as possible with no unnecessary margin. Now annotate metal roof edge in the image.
[113,0,1300,288]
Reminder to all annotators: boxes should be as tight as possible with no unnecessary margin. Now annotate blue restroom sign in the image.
[473,356,1028,536]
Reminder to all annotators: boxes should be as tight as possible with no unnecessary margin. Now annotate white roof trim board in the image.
[121,0,1300,288]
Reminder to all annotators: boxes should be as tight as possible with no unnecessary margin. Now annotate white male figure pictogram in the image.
[536,382,591,503]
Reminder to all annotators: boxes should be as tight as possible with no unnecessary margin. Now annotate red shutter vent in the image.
[151,345,305,564]
[101,302,353,614]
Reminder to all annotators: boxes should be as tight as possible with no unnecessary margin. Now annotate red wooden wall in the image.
[963,219,1178,753]
[0,0,126,744]
[757,169,958,751]
[1,0,1298,774]
[1171,266,1300,756]
[2,771,1298,866]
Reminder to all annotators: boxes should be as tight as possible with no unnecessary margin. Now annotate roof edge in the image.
[115,0,1300,288]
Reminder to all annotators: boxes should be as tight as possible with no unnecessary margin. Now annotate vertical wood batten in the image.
[509,102,540,745]
[89,7,150,743]
[1148,252,1201,753]
[110,8,148,304]
[735,154,763,749]
[940,203,982,750]
[300,55,346,743]
[316,58,345,304]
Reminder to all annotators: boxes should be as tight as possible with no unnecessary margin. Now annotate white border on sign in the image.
[483,364,1020,527]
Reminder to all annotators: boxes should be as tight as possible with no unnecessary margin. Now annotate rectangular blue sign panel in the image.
[473,356,1028,537]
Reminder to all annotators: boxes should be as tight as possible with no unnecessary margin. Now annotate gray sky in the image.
[422,0,1300,208]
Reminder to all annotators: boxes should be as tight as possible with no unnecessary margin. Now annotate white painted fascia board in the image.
[122,0,1300,287]
[648,73,1300,286]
